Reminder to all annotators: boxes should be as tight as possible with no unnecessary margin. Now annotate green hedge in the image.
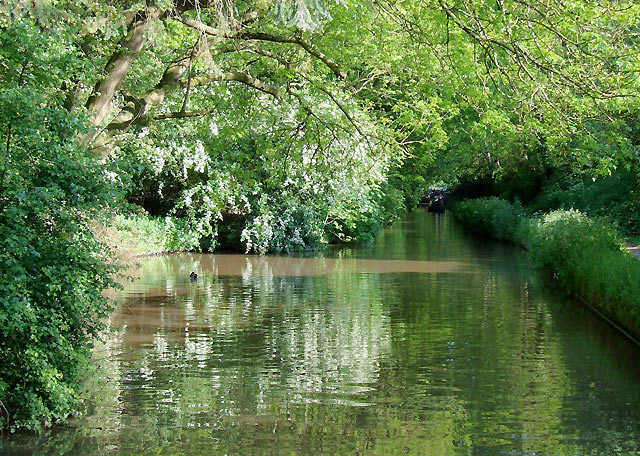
[450,197,529,246]
[452,198,640,339]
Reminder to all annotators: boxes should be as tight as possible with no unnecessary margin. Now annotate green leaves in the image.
[0,14,120,431]
[453,198,640,338]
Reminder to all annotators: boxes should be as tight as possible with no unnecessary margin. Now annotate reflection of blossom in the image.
[153,331,168,360]
[281,297,390,393]
[101,253,395,433]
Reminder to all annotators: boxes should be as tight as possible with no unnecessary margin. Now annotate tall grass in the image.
[452,198,640,340]
[96,213,203,258]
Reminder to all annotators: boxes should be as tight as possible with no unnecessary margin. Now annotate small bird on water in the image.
[190,271,198,281]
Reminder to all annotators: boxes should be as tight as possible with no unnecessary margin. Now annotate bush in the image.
[451,197,525,243]
[324,184,405,245]
[531,210,640,333]
[0,96,118,430]
[241,195,325,254]
[452,199,640,339]
[530,209,623,282]
[378,184,407,225]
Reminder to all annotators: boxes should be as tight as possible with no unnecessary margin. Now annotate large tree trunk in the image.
[85,8,160,129]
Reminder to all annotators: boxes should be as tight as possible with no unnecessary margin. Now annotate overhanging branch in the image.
[180,17,347,79]
[187,71,282,98]
[153,108,216,120]
[235,32,347,79]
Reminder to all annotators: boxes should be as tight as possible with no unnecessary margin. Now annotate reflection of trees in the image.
[102,257,399,445]
[11,212,640,455]
[107,249,573,454]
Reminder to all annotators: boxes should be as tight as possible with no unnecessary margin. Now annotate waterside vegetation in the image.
[452,198,640,341]
[2,0,640,432]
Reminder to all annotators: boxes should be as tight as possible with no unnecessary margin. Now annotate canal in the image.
[3,210,640,455]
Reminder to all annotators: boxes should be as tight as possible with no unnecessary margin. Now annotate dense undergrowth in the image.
[452,198,640,340]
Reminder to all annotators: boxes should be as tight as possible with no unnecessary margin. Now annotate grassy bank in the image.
[452,198,640,341]
[92,213,205,262]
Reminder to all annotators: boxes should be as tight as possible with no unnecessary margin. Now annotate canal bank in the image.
[451,198,640,345]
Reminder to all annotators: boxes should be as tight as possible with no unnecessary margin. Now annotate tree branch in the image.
[186,71,282,98]
[153,108,216,120]
[235,32,347,79]
[85,1,245,131]
[180,17,346,79]
[437,0,633,100]
[86,8,161,127]
[101,70,279,136]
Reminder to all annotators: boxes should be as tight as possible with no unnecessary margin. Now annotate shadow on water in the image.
[3,210,640,456]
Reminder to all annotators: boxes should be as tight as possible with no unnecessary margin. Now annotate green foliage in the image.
[0,15,118,430]
[531,210,640,336]
[532,172,640,235]
[0,102,117,430]
[325,183,405,244]
[531,210,624,280]
[450,197,526,244]
[241,194,325,254]
[377,184,406,225]
[361,1,640,216]
[109,84,403,253]
[453,199,640,339]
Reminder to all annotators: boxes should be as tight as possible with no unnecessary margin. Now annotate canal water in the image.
[3,211,640,455]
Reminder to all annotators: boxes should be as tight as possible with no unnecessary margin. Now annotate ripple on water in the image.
[4,212,640,456]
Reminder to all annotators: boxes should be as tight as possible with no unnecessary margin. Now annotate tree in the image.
[365,0,640,194]
[0,0,402,428]
[2,0,640,430]
[0,11,118,429]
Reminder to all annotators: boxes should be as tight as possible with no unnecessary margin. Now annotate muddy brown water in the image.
[3,211,640,455]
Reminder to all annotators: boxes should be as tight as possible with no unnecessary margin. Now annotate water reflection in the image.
[162,254,468,276]
[3,211,640,455]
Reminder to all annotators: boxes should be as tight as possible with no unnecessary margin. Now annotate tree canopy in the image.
[2,0,640,429]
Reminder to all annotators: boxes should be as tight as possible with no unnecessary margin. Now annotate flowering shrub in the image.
[111,88,404,253]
